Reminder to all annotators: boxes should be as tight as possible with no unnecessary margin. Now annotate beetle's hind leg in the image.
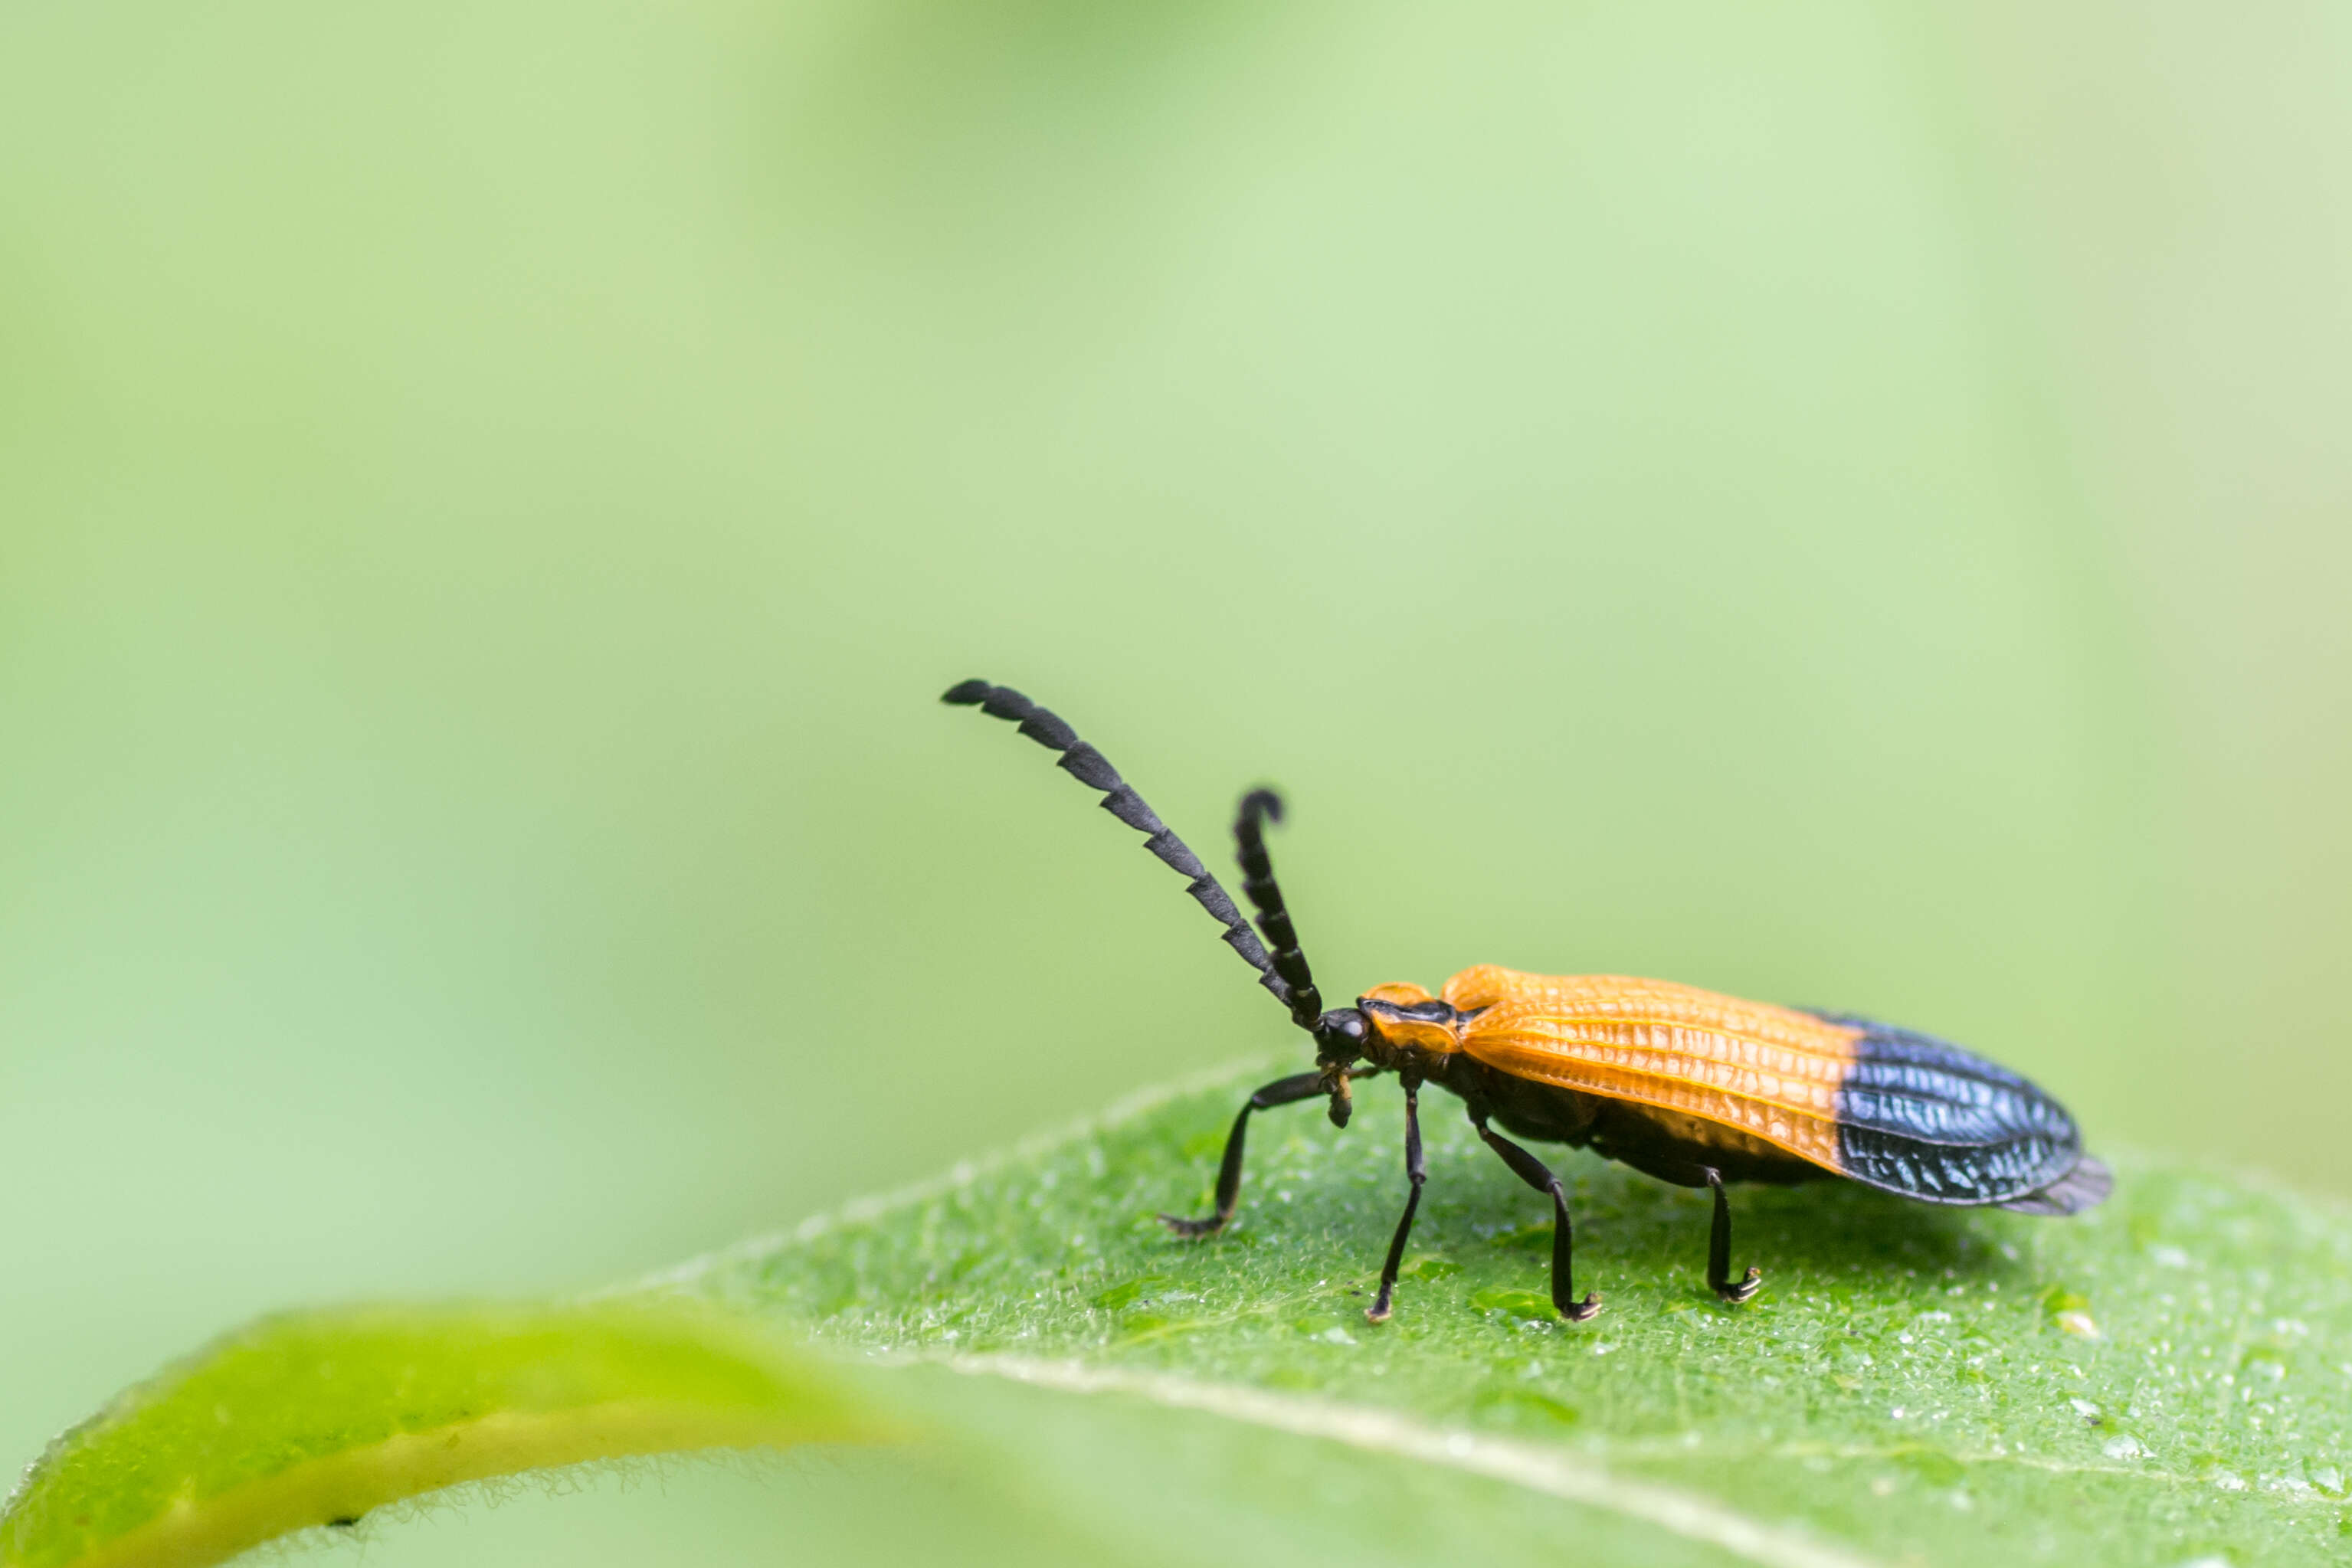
[1471,1109,1602,1322]
[1159,1071,1330,1237]
[1703,1167,1763,1304]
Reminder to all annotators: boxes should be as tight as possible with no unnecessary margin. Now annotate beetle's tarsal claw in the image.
[1716,1267,1762,1305]
[1563,1293,1603,1323]
[1158,1212,1227,1239]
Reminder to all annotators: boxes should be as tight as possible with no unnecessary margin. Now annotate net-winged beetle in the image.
[942,679,2108,1324]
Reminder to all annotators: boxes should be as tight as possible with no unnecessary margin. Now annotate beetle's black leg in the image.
[1160,1071,1332,1237]
[1472,1109,1602,1321]
[1703,1167,1762,1304]
[1364,1076,1427,1324]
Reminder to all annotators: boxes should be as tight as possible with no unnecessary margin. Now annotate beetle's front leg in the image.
[1364,1074,1427,1323]
[1159,1069,1383,1237]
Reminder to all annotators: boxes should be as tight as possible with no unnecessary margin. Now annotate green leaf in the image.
[672,1060,2352,1564]
[13,1060,2352,1567]
[0,1301,889,1568]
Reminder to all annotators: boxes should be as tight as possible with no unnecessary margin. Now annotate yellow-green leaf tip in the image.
[0,1300,889,1568]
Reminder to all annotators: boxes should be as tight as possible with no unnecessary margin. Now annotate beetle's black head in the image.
[1311,1007,1370,1127]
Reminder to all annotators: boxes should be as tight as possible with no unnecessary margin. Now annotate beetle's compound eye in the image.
[1315,1007,1368,1050]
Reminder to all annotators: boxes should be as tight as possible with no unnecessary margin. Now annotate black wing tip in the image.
[1997,1155,2113,1217]
[942,678,993,705]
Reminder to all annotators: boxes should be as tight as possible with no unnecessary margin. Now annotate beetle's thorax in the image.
[1351,982,1475,1077]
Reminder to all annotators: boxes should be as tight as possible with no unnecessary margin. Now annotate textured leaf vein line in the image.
[946,1354,1884,1568]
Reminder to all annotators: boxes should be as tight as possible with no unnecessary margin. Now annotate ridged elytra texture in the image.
[1414,967,2097,1208]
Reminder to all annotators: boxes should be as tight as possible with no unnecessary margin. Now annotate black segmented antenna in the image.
[942,679,1297,1017]
[1234,789,1322,1028]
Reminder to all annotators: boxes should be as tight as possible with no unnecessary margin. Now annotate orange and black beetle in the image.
[943,679,2108,1324]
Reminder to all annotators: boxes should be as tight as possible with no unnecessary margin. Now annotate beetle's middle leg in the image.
[1161,1069,1381,1237]
[1364,1075,1427,1323]
[1471,1108,1603,1321]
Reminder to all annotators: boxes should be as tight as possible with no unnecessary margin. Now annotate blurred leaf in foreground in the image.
[0,1302,887,1568]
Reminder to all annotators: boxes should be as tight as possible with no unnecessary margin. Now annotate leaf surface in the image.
[11,1061,2352,1567]
[678,1059,2352,1565]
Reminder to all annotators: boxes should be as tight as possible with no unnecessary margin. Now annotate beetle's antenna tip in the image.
[942,678,1290,1006]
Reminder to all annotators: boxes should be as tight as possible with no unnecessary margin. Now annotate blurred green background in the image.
[4,1,2347,1561]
